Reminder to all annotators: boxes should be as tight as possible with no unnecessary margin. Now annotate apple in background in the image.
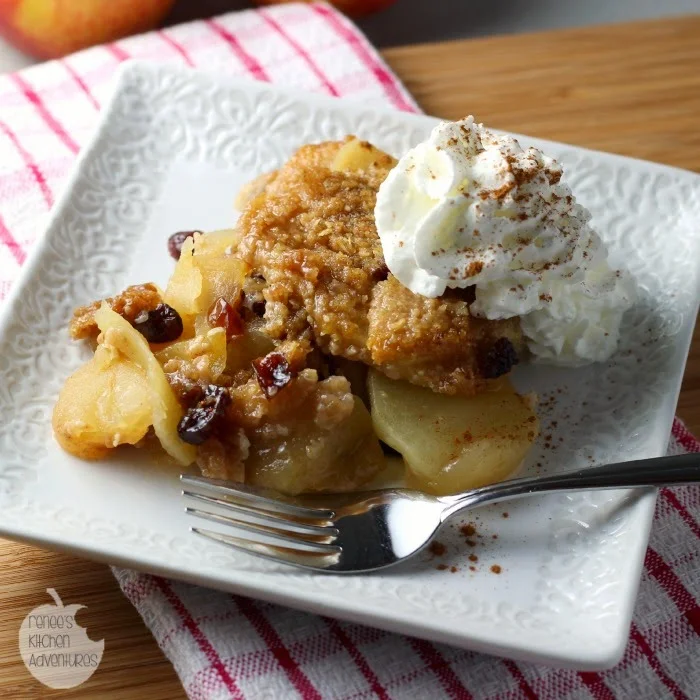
[253,0,398,18]
[0,0,175,59]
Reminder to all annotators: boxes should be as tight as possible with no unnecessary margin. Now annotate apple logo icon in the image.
[18,588,104,689]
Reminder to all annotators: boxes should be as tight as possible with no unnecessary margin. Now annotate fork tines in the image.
[181,475,342,566]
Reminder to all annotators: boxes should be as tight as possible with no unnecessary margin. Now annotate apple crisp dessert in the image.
[53,136,538,496]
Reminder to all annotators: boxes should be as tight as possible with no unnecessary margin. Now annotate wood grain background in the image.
[0,15,698,698]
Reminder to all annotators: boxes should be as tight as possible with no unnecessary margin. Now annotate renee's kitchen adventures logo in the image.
[18,588,104,689]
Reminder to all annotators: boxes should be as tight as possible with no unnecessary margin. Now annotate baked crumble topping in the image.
[69,283,162,340]
[53,135,538,496]
[236,138,524,395]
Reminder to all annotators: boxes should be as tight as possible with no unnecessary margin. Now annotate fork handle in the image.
[438,452,700,520]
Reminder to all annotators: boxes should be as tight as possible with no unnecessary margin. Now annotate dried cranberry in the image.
[370,262,389,282]
[177,385,231,445]
[180,384,204,408]
[241,273,267,319]
[132,303,183,343]
[208,297,244,340]
[168,230,201,260]
[253,352,295,398]
[242,292,266,319]
[481,337,519,379]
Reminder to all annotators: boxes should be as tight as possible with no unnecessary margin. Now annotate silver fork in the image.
[181,452,700,573]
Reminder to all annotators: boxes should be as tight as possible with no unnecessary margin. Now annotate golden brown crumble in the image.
[235,139,525,395]
[196,430,249,481]
[367,276,523,394]
[69,283,161,340]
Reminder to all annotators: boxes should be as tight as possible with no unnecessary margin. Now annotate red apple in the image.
[0,0,175,59]
[253,0,398,18]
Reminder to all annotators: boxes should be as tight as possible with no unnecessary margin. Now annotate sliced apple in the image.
[193,231,249,314]
[163,236,202,316]
[164,232,249,334]
[193,228,241,257]
[246,397,385,495]
[226,330,275,374]
[155,327,228,381]
[368,369,538,495]
[331,137,396,172]
[94,303,196,466]
[52,344,151,460]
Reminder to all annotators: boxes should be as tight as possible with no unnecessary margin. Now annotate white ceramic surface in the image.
[1,61,699,669]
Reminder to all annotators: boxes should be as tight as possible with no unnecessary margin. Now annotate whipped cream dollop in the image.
[374,116,635,366]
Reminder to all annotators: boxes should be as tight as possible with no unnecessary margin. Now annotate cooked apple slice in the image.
[226,330,275,374]
[193,252,248,318]
[163,236,202,317]
[155,327,228,381]
[52,344,151,460]
[331,137,396,172]
[94,304,196,466]
[165,232,249,336]
[368,369,538,495]
[193,228,241,257]
[246,397,385,495]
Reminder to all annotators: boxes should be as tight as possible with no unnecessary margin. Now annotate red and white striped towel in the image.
[0,4,698,698]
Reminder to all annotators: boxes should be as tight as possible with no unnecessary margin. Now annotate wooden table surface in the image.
[1,15,699,699]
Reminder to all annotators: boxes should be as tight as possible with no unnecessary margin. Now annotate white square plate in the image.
[1,61,699,669]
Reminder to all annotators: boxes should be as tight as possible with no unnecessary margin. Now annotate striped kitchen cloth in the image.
[0,3,698,698]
